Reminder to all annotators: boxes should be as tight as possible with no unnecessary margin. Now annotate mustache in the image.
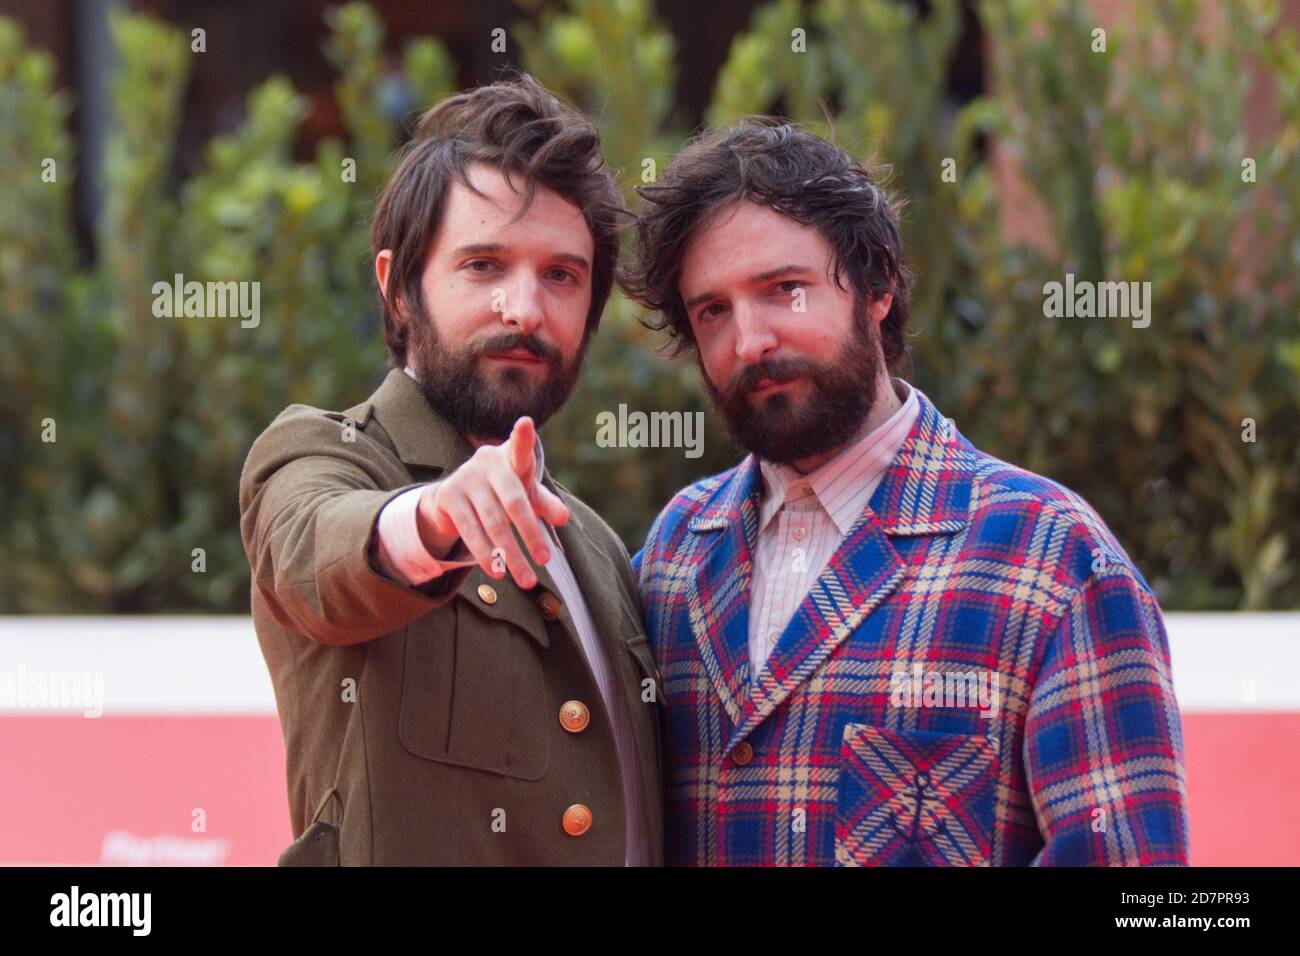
[729,357,822,396]
[469,332,563,365]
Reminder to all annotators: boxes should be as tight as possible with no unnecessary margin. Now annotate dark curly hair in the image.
[371,72,626,368]
[621,117,913,373]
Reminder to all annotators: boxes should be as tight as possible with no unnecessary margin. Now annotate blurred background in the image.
[1,0,1297,865]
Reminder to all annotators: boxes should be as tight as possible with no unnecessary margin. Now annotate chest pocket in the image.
[833,723,997,867]
[397,569,550,780]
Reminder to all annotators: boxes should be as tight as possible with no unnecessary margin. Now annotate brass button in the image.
[476,584,497,605]
[562,804,592,837]
[731,742,754,766]
[559,700,590,733]
[538,591,562,621]
[792,526,808,541]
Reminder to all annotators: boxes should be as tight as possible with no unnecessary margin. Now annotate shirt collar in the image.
[758,378,920,536]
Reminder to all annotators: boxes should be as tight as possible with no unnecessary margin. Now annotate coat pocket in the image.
[397,601,550,780]
[834,723,997,867]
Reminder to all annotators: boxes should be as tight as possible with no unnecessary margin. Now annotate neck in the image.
[788,373,904,475]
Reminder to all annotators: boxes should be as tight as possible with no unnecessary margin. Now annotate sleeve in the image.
[1022,568,1191,866]
[373,482,466,585]
[239,414,468,646]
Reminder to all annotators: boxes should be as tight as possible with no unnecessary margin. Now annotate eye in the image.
[775,280,803,296]
[546,267,577,284]
[697,302,728,322]
[466,259,498,274]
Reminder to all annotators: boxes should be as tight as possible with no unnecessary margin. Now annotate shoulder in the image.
[240,393,392,495]
[641,464,742,553]
[964,445,1153,597]
[245,396,379,461]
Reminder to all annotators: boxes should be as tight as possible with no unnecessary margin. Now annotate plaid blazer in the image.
[633,387,1190,866]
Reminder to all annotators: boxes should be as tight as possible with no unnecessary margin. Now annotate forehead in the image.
[679,200,833,295]
[437,162,593,257]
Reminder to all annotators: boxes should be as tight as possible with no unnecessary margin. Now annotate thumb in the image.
[532,482,571,527]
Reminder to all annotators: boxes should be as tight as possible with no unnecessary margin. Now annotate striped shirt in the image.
[372,367,650,866]
[749,378,920,676]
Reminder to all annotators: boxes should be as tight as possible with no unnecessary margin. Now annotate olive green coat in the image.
[239,368,664,865]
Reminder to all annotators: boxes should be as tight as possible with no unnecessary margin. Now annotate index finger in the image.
[507,416,537,484]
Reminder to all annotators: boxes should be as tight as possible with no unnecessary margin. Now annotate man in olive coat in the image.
[239,75,663,866]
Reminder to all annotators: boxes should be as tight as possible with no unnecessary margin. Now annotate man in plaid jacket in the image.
[622,118,1190,866]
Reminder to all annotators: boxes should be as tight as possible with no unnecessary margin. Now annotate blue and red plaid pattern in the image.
[633,387,1190,866]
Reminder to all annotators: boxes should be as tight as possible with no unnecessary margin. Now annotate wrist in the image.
[415,483,461,560]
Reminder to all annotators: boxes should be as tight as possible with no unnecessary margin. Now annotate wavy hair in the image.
[621,117,913,373]
[371,73,625,367]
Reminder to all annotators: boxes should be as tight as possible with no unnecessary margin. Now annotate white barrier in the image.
[0,613,1296,715]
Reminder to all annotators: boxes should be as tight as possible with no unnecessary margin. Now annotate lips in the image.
[750,375,798,396]
[487,349,546,364]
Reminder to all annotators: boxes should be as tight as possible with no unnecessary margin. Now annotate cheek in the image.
[787,323,831,353]
[427,274,493,331]
[783,303,845,353]
[697,339,733,389]
[550,287,591,348]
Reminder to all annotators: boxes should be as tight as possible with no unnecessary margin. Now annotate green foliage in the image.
[952,0,1300,608]
[0,0,1295,612]
[1,17,79,602]
[0,4,453,611]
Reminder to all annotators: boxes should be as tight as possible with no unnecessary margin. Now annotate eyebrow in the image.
[683,263,817,310]
[451,242,590,272]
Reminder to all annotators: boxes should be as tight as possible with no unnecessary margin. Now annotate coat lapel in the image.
[547,499,633,657]
[731,508,909,748]
[366,367,476,474]
[723,388,977,747]
[683,455,764,726]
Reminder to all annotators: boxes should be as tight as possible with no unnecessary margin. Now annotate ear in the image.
[375,249,397,311]
[376,248,415,331]
[867,291,893,324]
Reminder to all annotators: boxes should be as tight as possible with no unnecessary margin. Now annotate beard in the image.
[406,310,586,442]
[700,298,883,465]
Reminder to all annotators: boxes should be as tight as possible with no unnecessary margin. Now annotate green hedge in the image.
[1,0,1297,612]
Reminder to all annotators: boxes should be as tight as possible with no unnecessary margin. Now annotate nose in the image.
[732,301,778,365]
[499,272,544,334]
